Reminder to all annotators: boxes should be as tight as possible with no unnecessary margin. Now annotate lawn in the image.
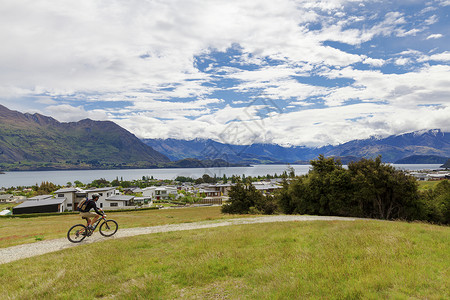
[0,220,448,299]
[417,180,442,191]
[0,206,250,248]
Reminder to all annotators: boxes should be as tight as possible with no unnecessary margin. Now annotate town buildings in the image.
[8,180,283,215]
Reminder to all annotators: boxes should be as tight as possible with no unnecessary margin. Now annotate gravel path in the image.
[0,215,357,265]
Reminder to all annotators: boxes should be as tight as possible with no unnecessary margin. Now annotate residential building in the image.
[197,187,226,204]
[0,194,14,203]
[143,186,178,200]
[142,186,156,198]
[12,196,68,214]
[252,181,282,194]
[54,187,87,211]
[85,187,117,209]
[105,195,135,209]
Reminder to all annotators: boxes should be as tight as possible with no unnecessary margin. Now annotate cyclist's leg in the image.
[80,212,96,227]
[91,214,101,226]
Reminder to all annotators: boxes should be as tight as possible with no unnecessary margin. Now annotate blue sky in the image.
[1,0,449,146]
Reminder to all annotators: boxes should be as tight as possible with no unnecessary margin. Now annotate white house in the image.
[154,186,178,200]
[85,187,117,209]
[252,181,282,194]
[105,195,135,209]
[142,186,157,198]
[54,187,87,211]
[133,197,153,206]
[0,194,14,203]
[143,186,178,200]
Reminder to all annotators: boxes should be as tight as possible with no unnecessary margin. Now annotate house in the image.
[410,172,429,181]
[27,195,54,201]
[12,196,68,214]
[142,186,156,198]
[123,187,143,194]
[154,186,178,200]
[133,197,153,206]
[0,194,14,203]
[197,187,226,204]
[104,195,135,209]
[214,184,233,196]
[143,186,178,200]
[428,173,450,181]
[85,187,117,209]
[54,187,87,211]
[252,181,282,194]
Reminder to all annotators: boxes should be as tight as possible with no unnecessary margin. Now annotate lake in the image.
[0,164,443,188]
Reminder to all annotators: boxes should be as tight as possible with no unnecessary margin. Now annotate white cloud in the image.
[426,33,444,39]
[394,58,411,65]
[46,105,109,122]
[1,0,449,146]
[362,57,385,67]
[424,14,439,25]
[419,51,450,62]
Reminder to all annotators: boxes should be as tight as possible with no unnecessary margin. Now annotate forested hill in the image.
[0,104,170,171]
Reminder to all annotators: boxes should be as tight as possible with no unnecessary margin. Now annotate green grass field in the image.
[0,206,250,248]
[0,218,448,299]
[417,180,441,191]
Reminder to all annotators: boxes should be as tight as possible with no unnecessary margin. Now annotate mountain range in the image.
[142,129,450,165]
[0,104,449,171]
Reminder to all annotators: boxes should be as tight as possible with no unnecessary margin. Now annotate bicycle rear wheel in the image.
[99,220,118,237]
[67,224,87,243]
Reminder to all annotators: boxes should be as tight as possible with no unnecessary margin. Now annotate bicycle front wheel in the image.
[67,224,87,243]
[99,220,118,237]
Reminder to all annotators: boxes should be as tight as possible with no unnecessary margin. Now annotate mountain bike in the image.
[67,215,118,243]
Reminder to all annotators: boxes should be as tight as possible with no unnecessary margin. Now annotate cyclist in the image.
[79,193,106,229]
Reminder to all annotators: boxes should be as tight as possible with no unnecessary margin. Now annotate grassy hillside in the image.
[0,207,449,299]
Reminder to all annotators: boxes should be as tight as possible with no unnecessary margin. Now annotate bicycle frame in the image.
[86,216,106,235]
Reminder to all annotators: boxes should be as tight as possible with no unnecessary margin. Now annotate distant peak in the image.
[412,129,442,136]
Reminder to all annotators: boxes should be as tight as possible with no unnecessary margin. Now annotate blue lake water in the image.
[0,164,443,188]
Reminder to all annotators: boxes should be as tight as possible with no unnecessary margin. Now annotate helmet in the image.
[92,193,100,199]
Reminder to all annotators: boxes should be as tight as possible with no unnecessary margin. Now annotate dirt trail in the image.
[0,215,357,265]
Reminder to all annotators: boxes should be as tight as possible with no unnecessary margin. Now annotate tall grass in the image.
[1,220,448,299]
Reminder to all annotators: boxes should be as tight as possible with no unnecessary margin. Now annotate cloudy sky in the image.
[1,0,449,147]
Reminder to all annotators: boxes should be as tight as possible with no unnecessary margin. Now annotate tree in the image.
[348,156,420,220]
[111,177,120,186]
[35,181,59,195]
[421,180,450,224]
[287,165,296,178]
[74,180,83,187]
[222,179,267,214]
[276,156,423,221]
[310,155,342,174]
[90,178,110,188]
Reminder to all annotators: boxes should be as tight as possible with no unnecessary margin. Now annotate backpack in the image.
[77,198,89,212]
